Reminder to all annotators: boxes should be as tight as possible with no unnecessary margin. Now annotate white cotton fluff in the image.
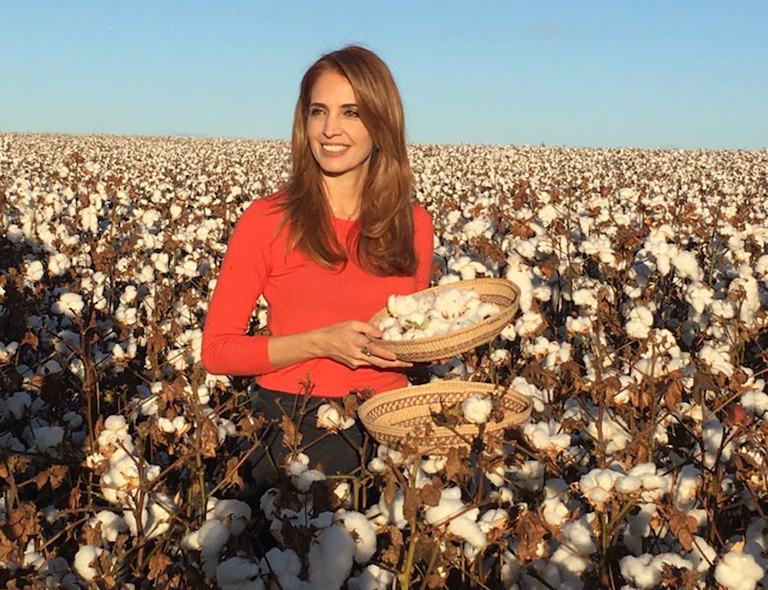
[579,468,621,507]
[701,417,733,468]
[260,548,305,590]
[670,249,702,282]
[626,305,654,339]
[181,519,230,577]
[73,545,108,582]
[316,403,355,431]
[515,311,544,337]
[32,426,64,452]
[741,390,768,417]
[216,557,264,590]
[461,393,493,424]
[88,511,128,543]
[296,469,326,492]
[207,497,251,535]
[26,260,44,282]
[48,253,71,276]
[376,489,407,529]
[620,553,694,589]
[714,551,764,590]
[336,511,377,563]
[52,292,85,318]
[351,564,395,590]
[523,420,571,453]
[2,391,32,420]
[308,524,355,590]
[424,487,486,550]
[542,495,570,526]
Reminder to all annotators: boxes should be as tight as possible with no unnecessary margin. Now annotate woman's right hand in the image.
[312,320,412,370]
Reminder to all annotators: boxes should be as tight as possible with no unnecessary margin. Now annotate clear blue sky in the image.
[2,0,766,149]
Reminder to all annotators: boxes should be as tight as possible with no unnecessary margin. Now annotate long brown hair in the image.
[279,45,417,276]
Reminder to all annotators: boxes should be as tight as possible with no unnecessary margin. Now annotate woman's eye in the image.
[345,109,360,117]
[309,107,324,116]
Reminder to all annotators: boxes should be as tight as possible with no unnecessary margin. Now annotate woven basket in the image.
[369,278,520,362]
[358,381,532,454]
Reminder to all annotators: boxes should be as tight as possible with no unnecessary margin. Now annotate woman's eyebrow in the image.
[308,102,358,108]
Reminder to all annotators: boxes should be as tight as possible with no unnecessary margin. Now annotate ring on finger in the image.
[361,345,372,357]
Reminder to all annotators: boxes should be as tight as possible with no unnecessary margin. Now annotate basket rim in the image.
[358,380,532,446]
[368,278,520,350]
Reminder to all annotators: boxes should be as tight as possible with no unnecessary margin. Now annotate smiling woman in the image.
[201,45,434,488]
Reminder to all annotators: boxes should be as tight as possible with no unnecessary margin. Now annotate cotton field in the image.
[1,132,768,590]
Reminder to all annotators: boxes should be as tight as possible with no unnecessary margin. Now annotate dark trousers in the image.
[248,387,371,499]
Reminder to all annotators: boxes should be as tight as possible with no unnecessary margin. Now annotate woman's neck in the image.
[322,171,366,220]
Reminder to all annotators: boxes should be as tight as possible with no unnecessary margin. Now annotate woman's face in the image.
[306,70,374,181]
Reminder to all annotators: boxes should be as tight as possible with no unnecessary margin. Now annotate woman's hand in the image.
[312,320,412,370]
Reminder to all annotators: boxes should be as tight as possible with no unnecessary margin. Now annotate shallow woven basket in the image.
[369,278,521,362]
[358,381,532,454]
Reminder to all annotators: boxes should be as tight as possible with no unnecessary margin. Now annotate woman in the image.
[201,46,434,486]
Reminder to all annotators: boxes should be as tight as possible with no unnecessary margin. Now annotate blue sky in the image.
[1,0,766,149]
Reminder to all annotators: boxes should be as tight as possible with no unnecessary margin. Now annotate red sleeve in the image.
[201,200,276,376]
[413,204,434,291]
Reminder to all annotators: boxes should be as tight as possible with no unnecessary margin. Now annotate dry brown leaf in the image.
[148,552,173,582]
[280,414,303,449]
[421,484,441,507]
[199,418,219,458]
[514,510,548,562]
[82,521,103,547]
[666,507,698,551]
[403,487,420,524]
[20,331,39,351]
[445,447,471,481]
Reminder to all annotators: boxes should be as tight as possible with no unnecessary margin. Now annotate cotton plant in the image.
[5,135,768,588]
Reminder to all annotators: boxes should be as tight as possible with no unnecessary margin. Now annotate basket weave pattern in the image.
[369,278,520,362]
[358,381,532,454]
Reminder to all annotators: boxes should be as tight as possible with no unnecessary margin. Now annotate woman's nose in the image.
[322,114,341,137]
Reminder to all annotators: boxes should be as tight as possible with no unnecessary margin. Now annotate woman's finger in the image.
[366,342,398,362]
[352,321,383,339]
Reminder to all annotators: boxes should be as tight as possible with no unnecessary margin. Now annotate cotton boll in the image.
[715,550,764,590]
[619,554,662,589]
[52,292,85,318]
[377,490,407,529]
[260,548,304,590]
[672,250,702,282]
[88,511,128,543]
[295,469,326,492]
[308,524,355,590]
[25,260,45,282]
[352,564,395,590]
[626,305,654,339]
[336,511,377,564]
[461,392,493,424]
[181,519,230,576]
[217,557,264,590]
[74,545,109,582]
[316,403,355,431]
[208,497,251,535]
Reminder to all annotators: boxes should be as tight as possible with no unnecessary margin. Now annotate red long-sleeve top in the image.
[201,192,434,397]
